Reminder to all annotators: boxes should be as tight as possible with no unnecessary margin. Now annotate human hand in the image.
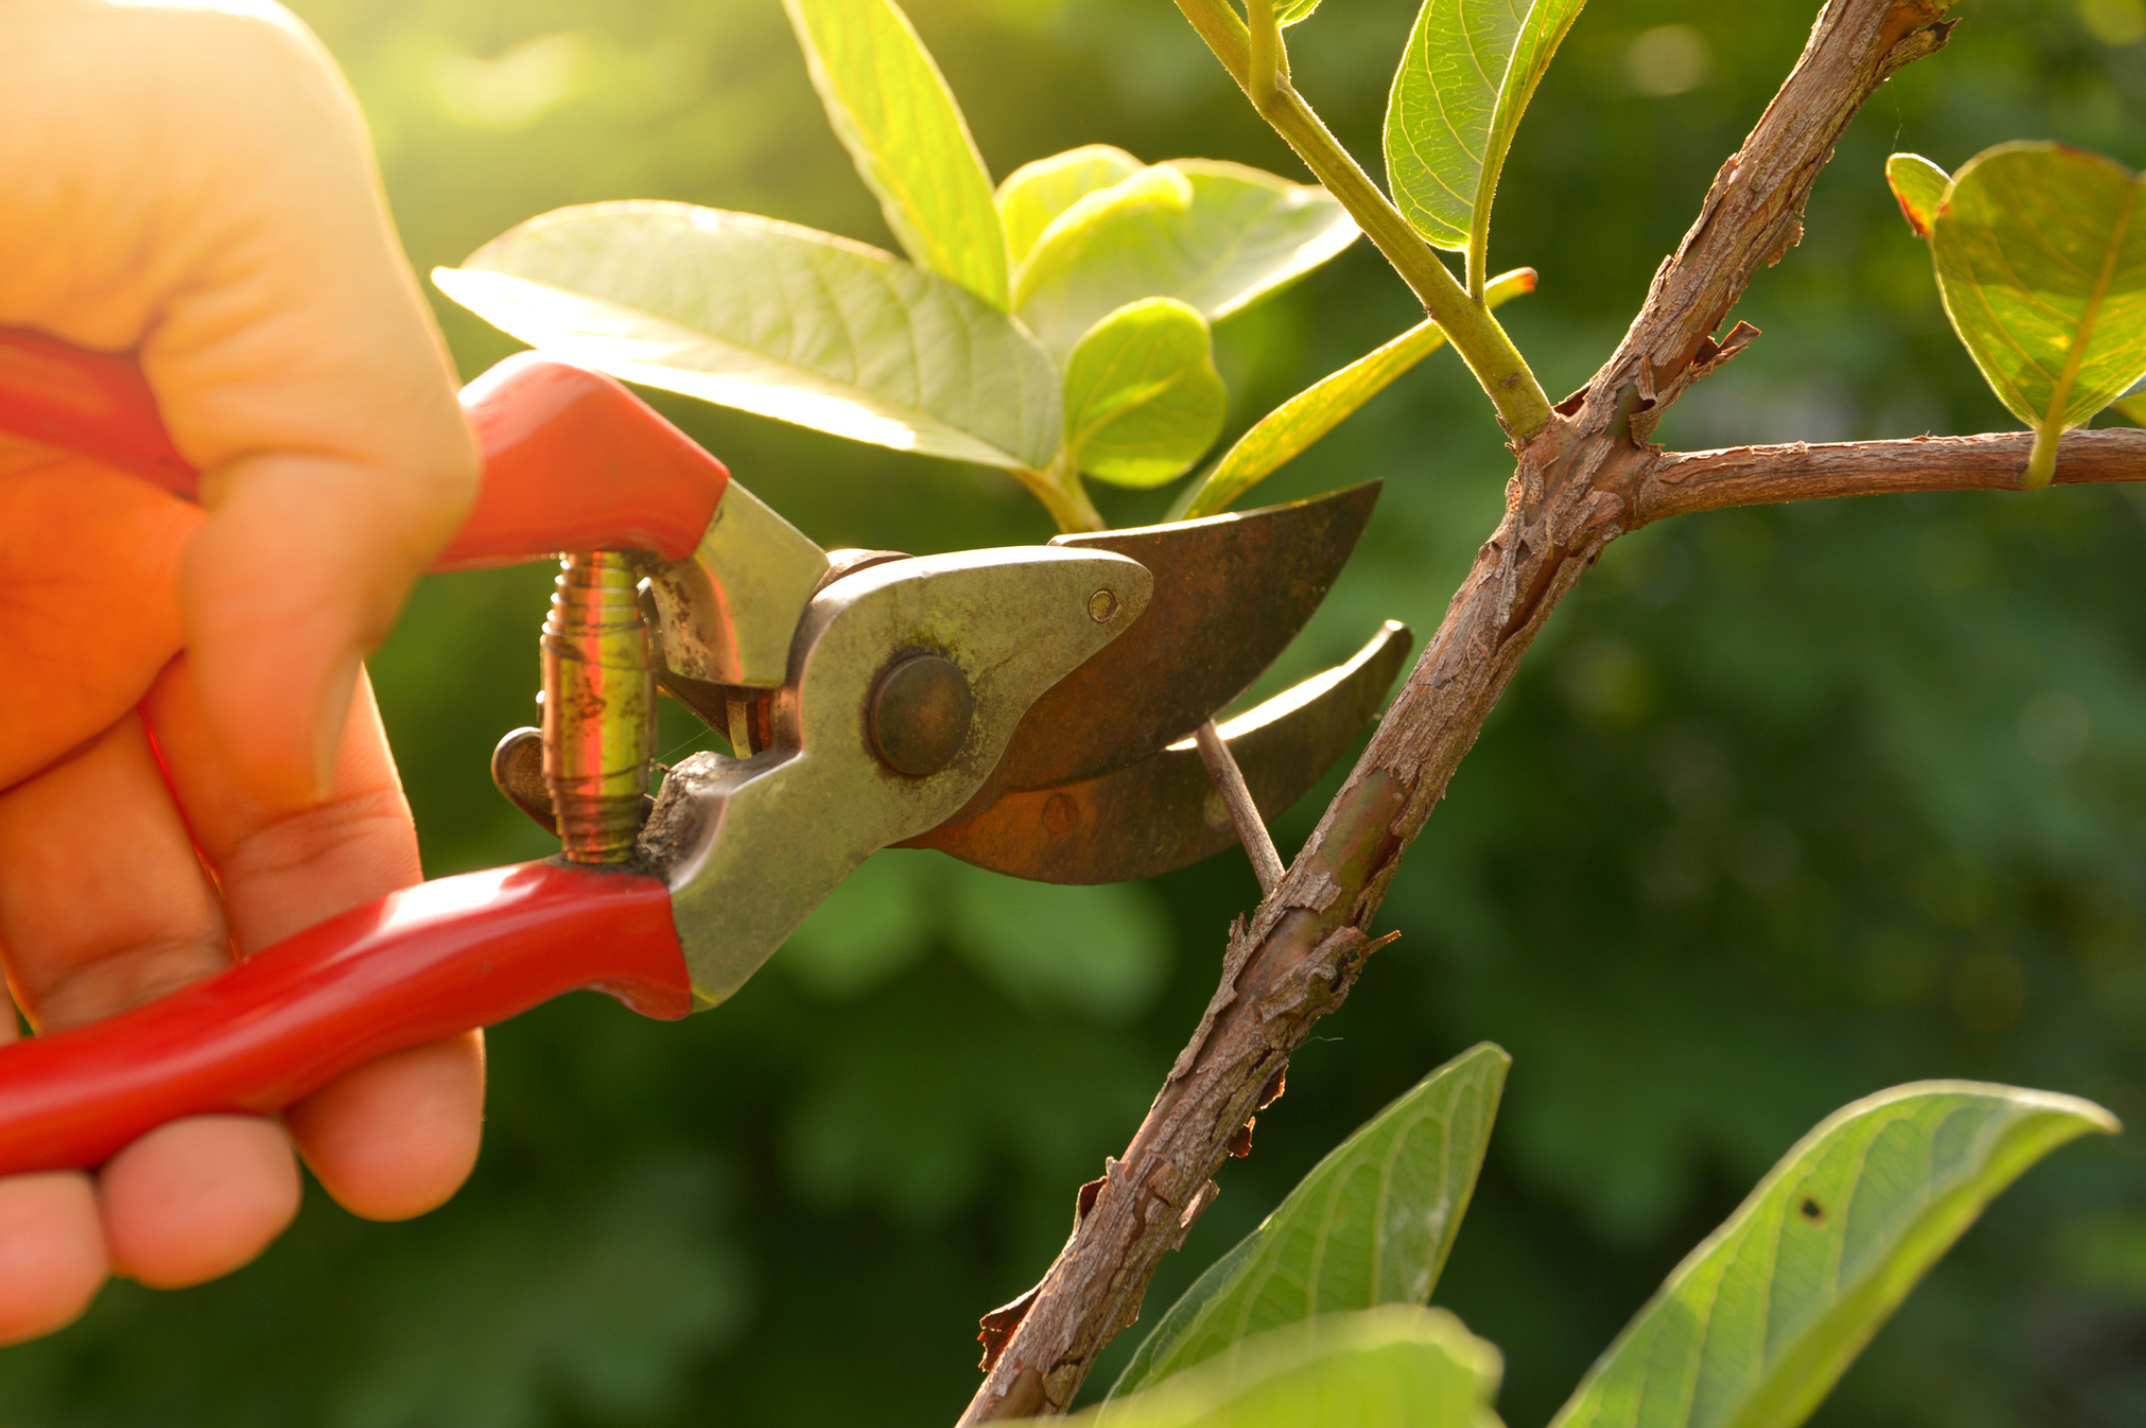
[0,0,484,1340]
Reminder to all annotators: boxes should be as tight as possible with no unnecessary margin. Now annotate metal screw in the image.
[1088,588,1119,623]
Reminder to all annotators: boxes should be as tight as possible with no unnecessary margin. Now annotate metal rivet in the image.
[1042,791,1081,837]
[869,654,974,777]
[1088,588,1119,623]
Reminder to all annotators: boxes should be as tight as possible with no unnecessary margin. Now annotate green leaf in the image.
[1061,299,1228,488]
[1277,0,1327,25]
[1112,1043,1509,1398]
[1930,142,2146,489]
[1082,1306,1503,1428]
[1885,153,1950,239]
[1012,160,1359,360]
[997,145,1144,270]
[783,0,1008,308]
[435,202,1061,471]
[1548,1080,2117,1428]
[1385,0,1588,279]
[1172,267,1535,520]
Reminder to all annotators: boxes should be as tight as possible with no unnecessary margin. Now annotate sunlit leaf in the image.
[436,203,1061,470]
[1113,1044,1509,1398]
[1885,152,1950,239]
[1548,1081,2117,1428]
[1012,160,1359,359]
[998,145,1144,270]
[1385,0,1588,272]
[1082,1306,1503,1427]
[1172,268,1535,519]
[1015,164,1194,334]
[784,0,1008,308]
[1929,142,2146,489]
[1277,0,1327,24]
[1061,299,1227,488]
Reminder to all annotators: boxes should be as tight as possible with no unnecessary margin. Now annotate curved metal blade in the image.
[966,481,1380,821]
[908,620,1412,884]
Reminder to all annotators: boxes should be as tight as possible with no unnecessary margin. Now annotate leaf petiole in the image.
[1014,453,1106,533]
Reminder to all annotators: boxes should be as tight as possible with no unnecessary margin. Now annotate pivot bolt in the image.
[1088,588,1119,623]
[869,654,973,777]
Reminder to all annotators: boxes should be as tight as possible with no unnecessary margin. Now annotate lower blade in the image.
[907,621,1412,884]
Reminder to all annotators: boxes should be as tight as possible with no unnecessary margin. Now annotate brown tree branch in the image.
[1635,428,2146,522]
[952,2,2072,1418]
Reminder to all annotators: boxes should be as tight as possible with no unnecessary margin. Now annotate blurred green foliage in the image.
[3,1,2143,1424]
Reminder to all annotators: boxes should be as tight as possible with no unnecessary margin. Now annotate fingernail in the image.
[312,651,364,802]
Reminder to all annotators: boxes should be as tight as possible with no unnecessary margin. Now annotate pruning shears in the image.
[0,327,1410,1177]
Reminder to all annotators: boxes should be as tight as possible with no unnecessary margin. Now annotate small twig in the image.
[1192,719,1284,894]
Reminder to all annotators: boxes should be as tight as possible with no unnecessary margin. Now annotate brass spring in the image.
[541,552,655,863]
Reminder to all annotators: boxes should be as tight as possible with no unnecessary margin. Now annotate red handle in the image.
[0,861,692,1175]
[0,327,729,569]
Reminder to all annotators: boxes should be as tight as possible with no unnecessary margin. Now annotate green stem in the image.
[1247,0,1280,110]
[2024,423,2061,493]
[1173,0,1552,440]
[1014,455,1105,533]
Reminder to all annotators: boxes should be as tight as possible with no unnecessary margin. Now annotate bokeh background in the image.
[6,0,2145,1422]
